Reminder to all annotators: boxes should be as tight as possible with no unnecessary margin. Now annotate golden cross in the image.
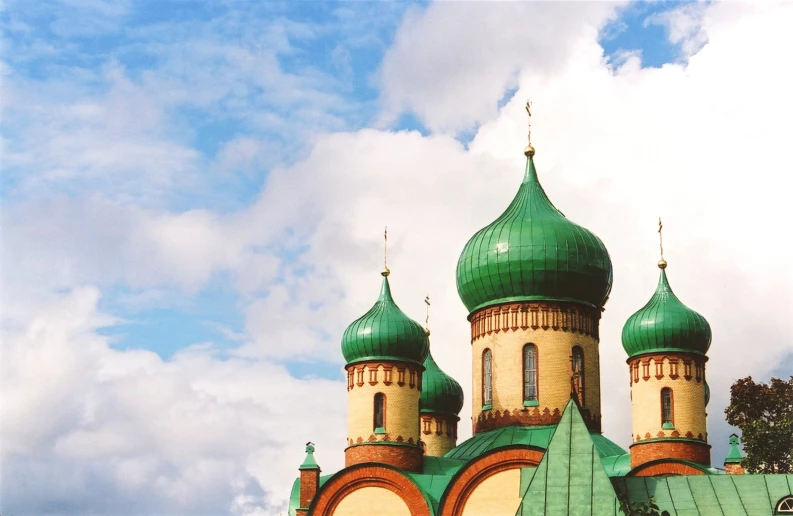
[425,294,431,330]
[658,218,664,261]
[525,99,532,145]
[384,226,388,267]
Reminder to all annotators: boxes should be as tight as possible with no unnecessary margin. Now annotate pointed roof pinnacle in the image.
[300,442,320,470]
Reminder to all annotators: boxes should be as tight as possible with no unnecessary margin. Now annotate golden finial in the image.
[424,294,431,335]
[657,218,667,269]
[381,226,390,276]
[524,99,535,157]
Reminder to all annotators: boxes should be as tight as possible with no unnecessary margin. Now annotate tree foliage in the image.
[724,375,793,473]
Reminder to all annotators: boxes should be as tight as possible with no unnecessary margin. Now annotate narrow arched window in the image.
[777,495,793,513]
[572,346,585,406]
[523,344,538,403]
[483,349,492,407]
[661,388,673,428]
[374,393,385,432]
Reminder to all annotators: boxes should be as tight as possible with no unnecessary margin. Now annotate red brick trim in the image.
[474,406,601,434]
[439,446,544,516]
[469,301,600,342]
[345,443,424,471]
[628,458,709,477]
[310,464,432,516]
[630,439,711,469]
[346,362,424,390]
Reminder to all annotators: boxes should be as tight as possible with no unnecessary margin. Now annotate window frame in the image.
[572,346,585,407]
[523,344,538,406]
[482,348,493,409]
[373,392,386,434]
[661,387,674,429]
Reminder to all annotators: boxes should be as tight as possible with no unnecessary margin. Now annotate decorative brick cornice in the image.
[348,435,419,446]
[344,442,424,471]
[627,353,707,385]
[629,439,711,469]
[346,362,423,391]
[439,447,544,516]
[474,406,601,434]
[469,302,600,342]
[310,464,432,515]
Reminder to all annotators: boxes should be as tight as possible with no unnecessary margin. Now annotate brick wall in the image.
[344,443,424,472]
[298,468,320,509]
[470,301,602,435]
[630,439,711,469]
[422,413,458,457]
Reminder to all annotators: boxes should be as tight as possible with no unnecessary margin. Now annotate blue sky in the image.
[4,1,793,514]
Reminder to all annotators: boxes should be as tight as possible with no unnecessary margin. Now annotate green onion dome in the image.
[456,156,613,313]
[341,271,429,366]
[420,346,464,417]
[621,264,712,358]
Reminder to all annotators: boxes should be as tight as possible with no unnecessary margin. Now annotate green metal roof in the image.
[299,443,319,470]
[622,266,711,358]
[444,424,627,463]
[406,456,467,513]
[614,474,793,515]
[516,400,622,515]
[456,156,613,313]
[288,474,332,516]
[420,348,464,417]
[725,434,744,464]
[341,273,429,366]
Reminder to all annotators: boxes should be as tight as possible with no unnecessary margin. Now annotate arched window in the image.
[483,349,492,408]
[776,495,793,514]
[661,388,673,428]
[523,344,538,404]
[374,393,385,432]
[572,346,585,406]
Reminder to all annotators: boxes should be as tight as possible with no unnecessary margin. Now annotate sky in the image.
[2,1,793,514]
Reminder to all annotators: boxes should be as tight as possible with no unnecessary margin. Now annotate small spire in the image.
[382,226,390,277]
[725,433,744,464]
[424,294,431,335]
[300,442,319,470]
[657,217,667,269]
[524,99,535,158]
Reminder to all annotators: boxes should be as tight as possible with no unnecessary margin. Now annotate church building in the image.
[288,107,793,515]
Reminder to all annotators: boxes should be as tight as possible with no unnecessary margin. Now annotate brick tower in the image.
[340,266,428,472]
[622,257,712,468]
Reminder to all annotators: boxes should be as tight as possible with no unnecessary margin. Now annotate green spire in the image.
[420,346,464,417]
[516,400,620,515]
[725,434,743,464]
[300,442,319,470]
[456,155,613,313]
[341,272,429,366]
[621,265,711,358]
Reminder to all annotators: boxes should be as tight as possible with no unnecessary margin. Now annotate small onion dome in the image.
[420,349,464,417]
[456,156,613,313]
[621,266,711,358]
[341,273,429,366]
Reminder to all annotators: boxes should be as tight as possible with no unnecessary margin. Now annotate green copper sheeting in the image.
[420,350,464,417]
[516,400,621,515]
[444,424,627,463]
[341,275,429,366]
[621,268,711,358]
[614,474,793,515]
[456,156,613,312]
[406,456,467,513]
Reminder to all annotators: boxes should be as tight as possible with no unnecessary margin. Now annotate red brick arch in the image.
[439,446,544,516]
[628,459,708,477]
[310,464,432,516]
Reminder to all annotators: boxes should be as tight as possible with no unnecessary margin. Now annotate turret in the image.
[420,336,464,456]
[622,255,712,468]
[341,264,428,471]
[455,103,612,434]
[296,442,321,516]
[724,434,745,474]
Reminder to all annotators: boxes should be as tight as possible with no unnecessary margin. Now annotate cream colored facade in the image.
[346,363,421,445]
[421,414,458,457]
[629,356,707,442]
[471,323,601,430]
[461,468,524,516]
[332,486,411,516]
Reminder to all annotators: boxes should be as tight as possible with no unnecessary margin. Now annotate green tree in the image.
[724,375,793,473]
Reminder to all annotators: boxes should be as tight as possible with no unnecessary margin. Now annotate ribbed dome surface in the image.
[420,349,464,417]
[456,157,613,313]
[341,275,429,366]
[621,268,711,358]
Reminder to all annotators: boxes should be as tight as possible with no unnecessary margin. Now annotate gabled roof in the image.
[516,400,621,515]
[614,474,793,515]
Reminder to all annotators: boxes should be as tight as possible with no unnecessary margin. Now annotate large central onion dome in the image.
[420,346,464,417]
[621,262,711,358]
[341,270,429,366]
[456,156,613,313]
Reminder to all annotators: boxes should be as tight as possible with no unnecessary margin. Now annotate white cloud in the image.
[4,1,793,514]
